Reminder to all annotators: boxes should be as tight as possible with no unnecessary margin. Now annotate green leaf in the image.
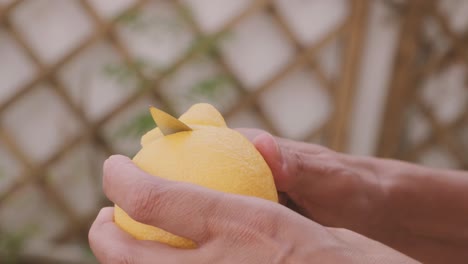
[82,243,97,261]
[102,60,147,88]
[177,5,193,23]
[117,9,185,35]
[188,31,231,58]
[190,74,233,99]
[116,10,143,28]
[0,225,39,263]
[116,112,157,139]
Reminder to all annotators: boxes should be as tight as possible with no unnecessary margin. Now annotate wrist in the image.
[326,227,419,263]
[368,160,468,263]
[381,160,468,241]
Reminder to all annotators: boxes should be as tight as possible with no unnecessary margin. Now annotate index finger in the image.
[103,155,234,244]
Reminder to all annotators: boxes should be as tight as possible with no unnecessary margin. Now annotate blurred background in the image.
[0,0,467,263]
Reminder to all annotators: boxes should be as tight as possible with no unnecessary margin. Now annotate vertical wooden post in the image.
[330,0,369,151]
[377,0,429,158]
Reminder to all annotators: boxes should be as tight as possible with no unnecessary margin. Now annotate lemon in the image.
[114,103,278,248]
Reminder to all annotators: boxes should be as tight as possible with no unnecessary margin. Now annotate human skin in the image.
[238,128,468,264]
[89,155,416,264]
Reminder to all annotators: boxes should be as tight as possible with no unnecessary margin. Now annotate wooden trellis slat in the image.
[0,128,31,169]
[0,126,91,205]
[378,0,430,158]
[172,0,282,136]
[0,0,23,21]
[78,0,175,113]
[225,22,347,120]
[74,0,273,130]
[270,5,336,94]
[0,0,150,115]
[403,107,468,162]
[3,10,116,156]
[267,2,339,143]
[329,0,369,151]
[267,3,351,145]
[268,4,335,94]
[433,8,468,65]
[415,98,468,167]
[0,0,122,235]
[378,0,467,170]
[0,128,83,229]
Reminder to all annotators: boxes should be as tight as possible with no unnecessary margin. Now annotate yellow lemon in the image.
[114,103,278,248]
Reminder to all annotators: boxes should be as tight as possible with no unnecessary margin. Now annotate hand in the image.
[238,129,468,264]
[89,155,416,263]
[237,129,386,238]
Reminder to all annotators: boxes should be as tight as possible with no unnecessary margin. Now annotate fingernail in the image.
[255,133,283,165]
[271,135,284,165]
[103,156,113,171]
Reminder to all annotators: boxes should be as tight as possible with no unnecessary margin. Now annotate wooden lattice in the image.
[0,0,368,262]
[379,0,468,169]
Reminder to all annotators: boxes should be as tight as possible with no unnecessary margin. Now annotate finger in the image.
[89,207,135,261]
[236,128,330,155]
[236,129,291,192]
[89,207,194,264]
[103,155,230,243]
[252,133,289,191]
[252,132,335,192]
[238,129,331,192]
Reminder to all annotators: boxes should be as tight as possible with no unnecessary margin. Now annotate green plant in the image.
[83,243,98,263]
[102,60,145,85]
[0,226,38,264]
[116,112,155,139]
[189,74,233,100]
[188,31,231,59]
[115,9,140,28]
[116,9,184,33]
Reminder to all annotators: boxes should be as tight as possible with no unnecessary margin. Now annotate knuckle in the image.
[254,204,283,234]
[227,200,284,242]
[126,181,161,222]
[88,228,97,247]
[88,208,107,245]
[102,156,119,182]
[102,167,113,195]
[126,181,177,224]
[203,193,226,219]
[293,150,306,176]
[332,227,356,237]
[186,191,226,242]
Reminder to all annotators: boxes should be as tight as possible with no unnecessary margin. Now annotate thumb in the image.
[252,133,302,192]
